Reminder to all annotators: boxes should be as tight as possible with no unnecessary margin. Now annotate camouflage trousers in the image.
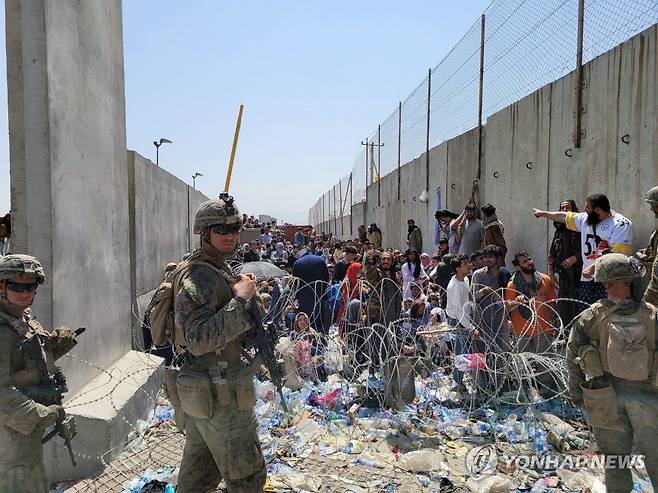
[0,463,47,493]
[0,425,47,493]
[176,384,266,493]
[590,381,658,493]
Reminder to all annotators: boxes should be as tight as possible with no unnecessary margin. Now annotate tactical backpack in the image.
[144,258,224,347]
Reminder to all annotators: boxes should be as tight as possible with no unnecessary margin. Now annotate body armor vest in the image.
[591,301,657,383]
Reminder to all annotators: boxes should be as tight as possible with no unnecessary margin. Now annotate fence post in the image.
[477,14,486,180]
[349,172,353,236]
[339,178,344,237]
[397,101,402,200]
[426,68,431,193]
[574,0,585,148]
[377,124,382,207]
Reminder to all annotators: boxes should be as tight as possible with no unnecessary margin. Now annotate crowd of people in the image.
[246,192,658,404]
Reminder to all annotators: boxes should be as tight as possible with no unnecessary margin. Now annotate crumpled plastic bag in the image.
[399,450,444,472]
[269,472,321,492]
[557,468,605,493]
[466,474,514,493]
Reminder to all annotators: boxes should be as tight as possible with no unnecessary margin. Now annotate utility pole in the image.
[366,139,385,207]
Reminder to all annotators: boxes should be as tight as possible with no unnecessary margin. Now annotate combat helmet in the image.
[193,193,242,234]
[594,253,643,283]
[645,186,658,208]
[0,254,46,283]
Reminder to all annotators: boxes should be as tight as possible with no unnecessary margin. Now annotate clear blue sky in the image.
[1,0,491,224]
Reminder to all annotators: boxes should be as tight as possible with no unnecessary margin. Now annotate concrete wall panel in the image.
[7,0,131,393]
[129,151,208,297]
[446,129,479,213]
[484,86,552,270]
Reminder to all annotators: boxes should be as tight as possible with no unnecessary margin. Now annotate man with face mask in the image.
[0,255,77,492]
[174,195,267,493]
[642,186,658,306]
[534,194,633,305]
[505,251,557,353]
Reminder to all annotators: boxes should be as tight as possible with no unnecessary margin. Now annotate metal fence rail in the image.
[309,0,658,231]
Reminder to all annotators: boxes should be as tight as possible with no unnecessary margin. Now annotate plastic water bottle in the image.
[535,430,547,452]
[164,485,176,493]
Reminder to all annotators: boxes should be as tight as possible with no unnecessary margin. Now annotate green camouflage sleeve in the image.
[566,308,595,405]
[644,255,658,307]
[0,325,51,435]
[174,267,255,356]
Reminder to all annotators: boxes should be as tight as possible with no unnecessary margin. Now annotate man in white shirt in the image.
[446,254,478,387]
[534,193,633,305]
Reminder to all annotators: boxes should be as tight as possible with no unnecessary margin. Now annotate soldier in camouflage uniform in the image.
[174,195,266,493]
[567,254,658,492]
[642,186,658,305]
[0,255,76,493]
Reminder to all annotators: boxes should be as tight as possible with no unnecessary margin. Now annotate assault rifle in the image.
[19,327,85,466]
[245,300,289,414]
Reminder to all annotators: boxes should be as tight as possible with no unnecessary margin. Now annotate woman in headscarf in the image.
[271,241,288,266]
[292,312,324,381]
[400,249,428,299]
[335,262,362,323]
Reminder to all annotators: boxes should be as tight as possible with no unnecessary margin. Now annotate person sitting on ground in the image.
[271,241,289,266]
[291,312,325,381]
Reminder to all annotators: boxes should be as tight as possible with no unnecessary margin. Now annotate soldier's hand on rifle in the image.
[233,274,257,301]
[40,405,64,428]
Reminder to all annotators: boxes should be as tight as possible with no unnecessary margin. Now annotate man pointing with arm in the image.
[534,193,633,305]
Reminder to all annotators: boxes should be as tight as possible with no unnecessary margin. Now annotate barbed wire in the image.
[57,267,602,492]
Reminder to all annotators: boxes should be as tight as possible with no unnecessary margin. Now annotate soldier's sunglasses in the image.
[5,282,39,293]
[211,223,242,235]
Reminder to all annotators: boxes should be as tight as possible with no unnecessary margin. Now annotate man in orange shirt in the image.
[505,251,557,353]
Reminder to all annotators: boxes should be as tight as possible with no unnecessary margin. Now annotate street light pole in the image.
[192,172,203,190]
[153,138,173,166]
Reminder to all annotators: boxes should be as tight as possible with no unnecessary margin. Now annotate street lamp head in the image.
[193,172,203,179]
[159,138,173,145]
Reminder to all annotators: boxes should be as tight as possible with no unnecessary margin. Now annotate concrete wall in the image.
[311,24,658,273]
[7,0,130,393]
[128,151,208,298]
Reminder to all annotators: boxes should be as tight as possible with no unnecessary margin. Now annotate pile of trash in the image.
[56,369,655,493]
[250,370,624,493]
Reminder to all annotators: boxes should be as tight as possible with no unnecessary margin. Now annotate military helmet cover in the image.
[193,193,242,234]
[594,253,641,283]
[645,186,658,207]
[0,254,46,283]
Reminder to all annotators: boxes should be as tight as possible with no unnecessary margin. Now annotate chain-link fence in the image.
[310,0,658,233]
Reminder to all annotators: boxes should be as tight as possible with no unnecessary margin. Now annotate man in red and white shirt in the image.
[533,193,632,305]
